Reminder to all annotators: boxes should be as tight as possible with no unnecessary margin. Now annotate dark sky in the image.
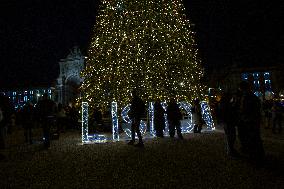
[0,0,278,89]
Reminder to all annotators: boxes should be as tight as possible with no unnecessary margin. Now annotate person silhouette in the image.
[154,99,165,138]
[22,101,34,144]
[128,90,145,147]
[36,93,56,149]
[166,98,183,139]
[219,92,240,158]
[237,81,265,162]
[192,98,203,133]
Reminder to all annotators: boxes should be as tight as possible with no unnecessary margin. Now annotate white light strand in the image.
[121,104,147,138]
[81,100,215,143]
[178,101,194,133]
[201,101,215,131]
[82,102,108,144]
[149,102,155,136]
[89,134,107,143]
[82,102,89,143]
[111,101,120,141]
[161,102,169,136]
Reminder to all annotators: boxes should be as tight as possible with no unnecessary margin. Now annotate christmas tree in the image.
[81,0,206,109]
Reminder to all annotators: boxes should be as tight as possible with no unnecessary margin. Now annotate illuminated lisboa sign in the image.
[81,101,215,144]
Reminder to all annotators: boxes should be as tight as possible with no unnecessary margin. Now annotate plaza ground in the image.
[0,125,283,189]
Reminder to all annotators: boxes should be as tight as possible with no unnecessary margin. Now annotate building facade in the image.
[55,46,85,105]
[0,88,54,109]
[1,46,85,109]
[207,63,284,100]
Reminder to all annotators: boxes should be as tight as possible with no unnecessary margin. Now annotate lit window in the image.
[242,73,248,80]
[264,72,270,80]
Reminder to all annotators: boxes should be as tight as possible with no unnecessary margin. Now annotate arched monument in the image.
[56,46,85,105]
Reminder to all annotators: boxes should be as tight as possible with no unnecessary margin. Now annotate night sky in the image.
[0,0,278,89]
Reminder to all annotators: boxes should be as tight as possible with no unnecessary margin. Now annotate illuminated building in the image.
[207,63,284,99]
[55,46,85,105]
[0,88,54,109]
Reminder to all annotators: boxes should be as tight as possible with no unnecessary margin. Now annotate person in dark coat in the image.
[272,99,283,134]
[21,101,34,144]
[128,90,145,147]
[154,99,165,138]
[166,98,183,139]
[36,93,56,149]
[192,98,203,133]
[0,106,6,160]
[0,94,14,150]
[56,103,67,134]
[263,99,273,129]
[238,81,265,161]
[66,104,79,130]
[219,92,240,157]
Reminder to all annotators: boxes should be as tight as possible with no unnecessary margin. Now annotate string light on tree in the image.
[81,0,206,110]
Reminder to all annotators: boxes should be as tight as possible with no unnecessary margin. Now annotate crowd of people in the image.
[127,90,205,148]
[218,81,283,163]
[0,93,80,156]
[262,97,283,134]
[1,82,283,161]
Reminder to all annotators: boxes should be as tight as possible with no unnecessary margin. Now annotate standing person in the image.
[192,98,203,133]
[167,98,183,139]
[21,101,34,144]
[219,92,240,158]
[37,93,56,149]
[0,106,6,160]
[0,94,14,150]
[272,99,283,134]
[154,99,165,138]
[56,103,66,134]
[128,90,145,147]
[238,81,265,161]
[263,99,273,129]
[67,104,79,130]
